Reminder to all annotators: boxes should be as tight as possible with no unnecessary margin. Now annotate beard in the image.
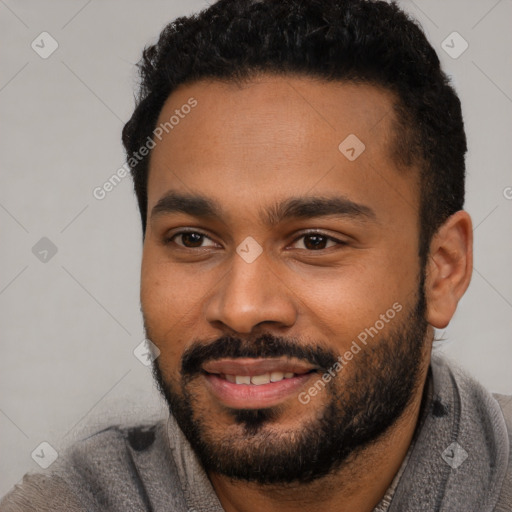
[147,280,429,486]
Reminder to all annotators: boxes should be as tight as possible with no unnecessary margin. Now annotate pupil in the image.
[183,233,203,247]
[305,235,326,250]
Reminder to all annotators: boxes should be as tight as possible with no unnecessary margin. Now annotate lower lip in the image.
[202,372,315,409]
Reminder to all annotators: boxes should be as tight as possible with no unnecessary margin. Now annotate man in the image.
[2,0,511,510]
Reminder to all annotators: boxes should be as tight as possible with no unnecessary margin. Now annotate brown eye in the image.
[180,232,204,247]
[291,233,341,251]
[168,231,217,248]
[303,234,329,250]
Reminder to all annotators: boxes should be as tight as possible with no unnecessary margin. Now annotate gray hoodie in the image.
[1,354,511,511]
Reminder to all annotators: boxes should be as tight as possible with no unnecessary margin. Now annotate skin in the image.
[140,74,473,512]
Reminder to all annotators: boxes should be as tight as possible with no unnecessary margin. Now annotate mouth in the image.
[201,358,318,409]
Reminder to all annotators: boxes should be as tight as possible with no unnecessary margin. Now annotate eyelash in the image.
[164,230,347,251]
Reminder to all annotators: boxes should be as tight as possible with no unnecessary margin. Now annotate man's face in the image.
[141,75,431,483]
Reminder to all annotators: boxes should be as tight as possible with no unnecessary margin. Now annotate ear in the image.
[424,210,473,329]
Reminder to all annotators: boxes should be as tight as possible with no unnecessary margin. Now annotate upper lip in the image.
[202,358,317,377]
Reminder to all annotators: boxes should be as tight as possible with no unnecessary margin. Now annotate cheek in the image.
[140,248,199,324]
[140,261,170,328]
[300,277,383,344]
[292,253,418,345]
[141,254,187,370]
[140,249,220,369]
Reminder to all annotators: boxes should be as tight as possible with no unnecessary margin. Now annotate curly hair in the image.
[122,0,466,262]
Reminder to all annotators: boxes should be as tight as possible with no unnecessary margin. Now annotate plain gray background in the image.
[1,0,511,496]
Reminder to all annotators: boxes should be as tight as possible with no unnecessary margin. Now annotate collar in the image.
[386,352,509,511]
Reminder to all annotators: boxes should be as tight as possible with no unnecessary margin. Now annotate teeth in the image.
[225,372,296,384]
[251,373,270,385]
[270,371,285,382]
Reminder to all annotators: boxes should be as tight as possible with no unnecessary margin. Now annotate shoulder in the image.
[493,393,512,511]
[0,420,175,512]
[493,392,512,451]
[0,473,86,512]
[494,393,512,424]
[63,421,160,465]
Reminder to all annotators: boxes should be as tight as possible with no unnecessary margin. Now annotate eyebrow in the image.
[150,191,377,226]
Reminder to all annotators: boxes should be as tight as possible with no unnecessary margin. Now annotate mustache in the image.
[181,333,339,377]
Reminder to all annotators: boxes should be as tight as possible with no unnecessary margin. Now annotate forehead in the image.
[152,74,397,159]
[146,74,417,224]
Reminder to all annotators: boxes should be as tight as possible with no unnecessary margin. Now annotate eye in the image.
[166,231,218,249]
[290,232,346,251]
[165,230,345,251]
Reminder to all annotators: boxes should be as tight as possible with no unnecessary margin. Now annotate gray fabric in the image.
[494,394,512,512]
[386,354,510,511]
[1,354,511,511]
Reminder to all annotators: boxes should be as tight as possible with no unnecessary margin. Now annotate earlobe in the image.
[425,210,473,329]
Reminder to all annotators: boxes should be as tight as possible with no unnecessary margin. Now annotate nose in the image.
[205,250,297,334]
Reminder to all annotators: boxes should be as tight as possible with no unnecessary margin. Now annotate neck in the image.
[208,362,431,512]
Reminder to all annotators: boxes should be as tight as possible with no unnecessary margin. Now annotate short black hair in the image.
[122,0,467,262]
